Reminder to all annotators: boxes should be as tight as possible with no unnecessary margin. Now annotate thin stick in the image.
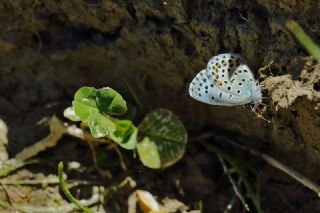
[194,133,320,198]
[0,184,13,208]
[217,154,250,211]
[0,116,112,178]
[87,141,112,179]
[222,138,320,197]
[223,195,237,213]
[0,192,101,213]
[107,143,127,171]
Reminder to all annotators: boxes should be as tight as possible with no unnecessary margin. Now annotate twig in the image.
[107,143,127,171]
[222,138,320,197]
[194,133,320,198]
[0,178,101,186]
[0,193,101,213]
[217,154,250,211]
[223,194,237,213]
[15,116,66,162]
[0,160,31,178]
[0,183,13,209]
[0,116,113,178]
[87,141,112,179]
[0,175,59,186]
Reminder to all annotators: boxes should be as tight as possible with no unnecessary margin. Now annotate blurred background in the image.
[0,1,319,212]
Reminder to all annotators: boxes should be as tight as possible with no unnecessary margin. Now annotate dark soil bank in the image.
[0,0,320,212]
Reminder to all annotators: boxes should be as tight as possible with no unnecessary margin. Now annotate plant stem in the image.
[217,154,250,211]
[58,162,94,213]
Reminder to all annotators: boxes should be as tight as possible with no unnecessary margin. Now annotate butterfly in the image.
[189,53,262,111]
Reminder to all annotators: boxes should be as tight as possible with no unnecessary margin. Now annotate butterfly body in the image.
[189,53,262,109]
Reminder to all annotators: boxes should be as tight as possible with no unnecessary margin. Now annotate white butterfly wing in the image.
[230,64,262,104]
[189,69,251,106]
[206,53,241,84]
[205,53,257,104]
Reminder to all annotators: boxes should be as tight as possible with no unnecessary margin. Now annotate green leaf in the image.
[72,87,98,121]
[110,120,137,150]
[63,106,81,122]
[96,88,127,116]
[136,137,161,168]
[137,109,187,169]
[87,109,116,138]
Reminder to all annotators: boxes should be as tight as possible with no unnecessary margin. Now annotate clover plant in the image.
[64,87,187,169]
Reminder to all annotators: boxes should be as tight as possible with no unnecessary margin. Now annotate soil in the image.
[0,0,319,212]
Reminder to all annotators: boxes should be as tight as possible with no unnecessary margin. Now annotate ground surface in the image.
[0,0,319,212]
